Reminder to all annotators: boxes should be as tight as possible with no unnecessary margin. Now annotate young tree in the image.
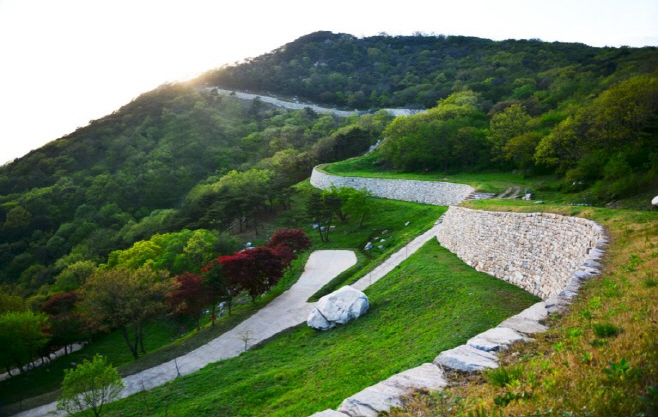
[306,190,332,242]
[169,272,212,331]
[57,354,124,417]
[219,247,284,302]
[267,229,312,253]
[201,258,237,318]
[343,188,374,226]
[79,266,172,359]
[0,310,50,375]
[42,292,85,355]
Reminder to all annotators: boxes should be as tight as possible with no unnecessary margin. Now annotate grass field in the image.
[98,240,539,417]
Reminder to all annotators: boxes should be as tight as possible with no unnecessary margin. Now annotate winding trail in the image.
[205,87,424,118]
[14,250,357,417]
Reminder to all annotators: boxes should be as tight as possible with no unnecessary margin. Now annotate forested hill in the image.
[1,31,657,300]
[196,31,658,110]
[0,82,388,294]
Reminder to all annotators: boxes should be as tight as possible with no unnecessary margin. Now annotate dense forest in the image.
[0,32,657,387]
[0,84,389,298]
[198,31,658,110]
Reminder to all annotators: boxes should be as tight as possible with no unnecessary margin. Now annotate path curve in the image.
[204,88,425,118]
[14,250,357,417]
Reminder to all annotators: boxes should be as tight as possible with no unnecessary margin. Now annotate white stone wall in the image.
[435,206,605,300]
[310,167,474,206]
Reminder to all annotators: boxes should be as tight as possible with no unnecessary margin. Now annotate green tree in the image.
[183,229,219,271]
[79,266,172,359]
[54,260,97,292]
[57,354,124,417]
[343,187,375,226]
[487,103,532,162]
[0,310,50,374]
[503,131,542,174]
[3,206,32,230]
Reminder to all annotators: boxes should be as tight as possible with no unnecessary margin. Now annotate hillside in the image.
[0,30,657,417]
[197,31,658,110]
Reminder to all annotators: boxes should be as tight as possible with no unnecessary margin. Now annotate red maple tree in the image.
[169,272,212,331]
[267,229,312,253]
[219,247,284,302]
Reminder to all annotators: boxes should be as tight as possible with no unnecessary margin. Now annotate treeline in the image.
[378,75,658,200]
[0,228,310,371]
[197,31,658,110]
[0,85,390,294]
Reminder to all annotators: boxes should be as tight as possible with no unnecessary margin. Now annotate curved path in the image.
[204,87,424,118]
[14,250,357,417]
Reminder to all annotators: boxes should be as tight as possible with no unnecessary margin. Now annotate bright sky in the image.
[1,0,657,166]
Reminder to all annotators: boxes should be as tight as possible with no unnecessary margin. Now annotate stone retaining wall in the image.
[310,167,474,206]
[435,206,605,300]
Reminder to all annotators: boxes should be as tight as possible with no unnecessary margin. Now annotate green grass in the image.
[0,253,311,413]
[0,192,444,414]
[99,240,540,417]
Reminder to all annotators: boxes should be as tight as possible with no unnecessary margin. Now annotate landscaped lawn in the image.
[99,240,540,417]
[0,193,446,414]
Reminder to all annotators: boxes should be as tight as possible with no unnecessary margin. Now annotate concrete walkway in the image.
[13,250,357,417]
[352,220,443,292]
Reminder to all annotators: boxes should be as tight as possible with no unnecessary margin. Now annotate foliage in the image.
[380,91,489,171]
[199,31,658,110]
[98,241,539,417]
[106,229,219,275]
[169,273,212,331]
[53,260,97,292]
[218,247,284,302]
[0,292,26,314]
[79,266,172,359]
[41,291,86,353]
[57,354,124,417]
[0,310,50,373]
[267,229,312,253]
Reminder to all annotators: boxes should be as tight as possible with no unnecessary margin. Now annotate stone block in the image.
[434,344,499,372]
[467,327,533,352]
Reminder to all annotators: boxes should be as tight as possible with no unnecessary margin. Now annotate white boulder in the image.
[307,286,369,330]
[652,196,658,206]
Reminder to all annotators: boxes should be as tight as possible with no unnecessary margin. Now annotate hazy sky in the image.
[1,0,657,165]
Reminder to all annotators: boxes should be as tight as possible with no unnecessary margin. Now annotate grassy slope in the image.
[0,192,445,413]
[99,240,539,417]
[392,200,658,416]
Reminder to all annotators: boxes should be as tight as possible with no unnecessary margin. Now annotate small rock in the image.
[378,245,384,249]
[534,201,544,204]
[380,239,386,242]
[364,242,373,251]
[405,221,410,226]
[652,196,658,206]
[312,223,319,229]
